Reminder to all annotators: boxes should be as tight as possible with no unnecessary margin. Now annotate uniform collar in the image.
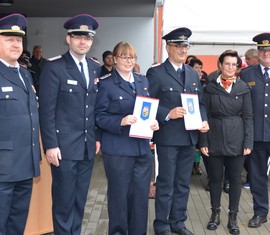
[0,58,20,68]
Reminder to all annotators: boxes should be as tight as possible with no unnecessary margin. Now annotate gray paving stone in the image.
[42,155,270,235]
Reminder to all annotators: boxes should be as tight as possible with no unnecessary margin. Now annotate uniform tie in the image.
[9,66,26,87]
[177,68,182,76]
[129,81,136,93]
[264,67,270,81]
[79,62,88,87]
[177,67,185,84]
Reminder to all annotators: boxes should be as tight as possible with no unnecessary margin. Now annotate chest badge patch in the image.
[1,86,13,92]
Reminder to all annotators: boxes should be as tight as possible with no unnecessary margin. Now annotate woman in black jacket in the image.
[199,50,253,235]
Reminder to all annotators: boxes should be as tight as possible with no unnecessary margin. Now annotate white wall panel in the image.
[27,17,154,74]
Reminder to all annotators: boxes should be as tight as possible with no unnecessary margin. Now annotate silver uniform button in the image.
[56,130,59,133]
[69,89,72,92]
[5,95,9,99]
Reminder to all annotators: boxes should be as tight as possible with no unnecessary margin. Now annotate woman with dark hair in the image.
[199,50,253,235]
[185,54,197,64]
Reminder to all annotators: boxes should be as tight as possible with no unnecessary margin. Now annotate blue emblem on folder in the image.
[140,101,151,120]
[187,98,194,114]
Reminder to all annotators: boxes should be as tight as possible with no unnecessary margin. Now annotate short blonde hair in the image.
[112,41,137,58]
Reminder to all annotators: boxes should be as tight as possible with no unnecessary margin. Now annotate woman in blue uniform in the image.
[95,41,159,235]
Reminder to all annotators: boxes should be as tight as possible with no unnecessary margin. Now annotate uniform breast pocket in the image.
[109,96,132,113]
[187,86,201,94]
[60,84,80,94]
[60,84,81,105]
[0,92,22,118]
[161,87,181,105]
[0,92,18,101]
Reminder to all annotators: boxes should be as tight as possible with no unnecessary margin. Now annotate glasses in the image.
[223,62,238,68]
[70,35,93,41]
[168,43,190,50]
[118,56,137,62]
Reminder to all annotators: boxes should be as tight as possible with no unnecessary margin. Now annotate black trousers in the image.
[208,155,245,212]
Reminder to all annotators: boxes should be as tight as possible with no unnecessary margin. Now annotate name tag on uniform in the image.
[1,86,13,92]
[67,79,77,85]
[247,81,255,86]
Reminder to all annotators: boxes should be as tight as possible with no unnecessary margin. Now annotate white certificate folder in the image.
[180,93,202,130]
[129,96,159,139]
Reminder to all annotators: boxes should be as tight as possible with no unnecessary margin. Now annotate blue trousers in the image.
[51,159,94,235]
[0,178,33,235]
[103,153,152,235]
[153,145,195,233]
[249,142,270,217]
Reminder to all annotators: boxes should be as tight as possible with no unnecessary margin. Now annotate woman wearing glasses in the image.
[95,41,159,235]
[199,50,253,235]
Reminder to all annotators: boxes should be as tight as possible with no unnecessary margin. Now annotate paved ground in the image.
[45,154,270,235]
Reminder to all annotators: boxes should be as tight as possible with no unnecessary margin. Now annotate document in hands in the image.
[180,93,202,130]
[129,96,159,139]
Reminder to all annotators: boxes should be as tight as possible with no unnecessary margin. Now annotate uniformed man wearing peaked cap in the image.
[39,14,101,235]
[0,13,26,36]
[253,32,270,50]
[241,32,270,228]
[162,27,192,44]
[0,13,41,234]
[146,27,209,235]
[63,13,99,36]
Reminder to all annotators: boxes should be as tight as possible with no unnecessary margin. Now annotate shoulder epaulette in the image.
[48,55,62,61]
[19,65,27,70]
[90,57,100,64]
[100,73,112,80]
[134,71,146,77]
[151,63,161,67]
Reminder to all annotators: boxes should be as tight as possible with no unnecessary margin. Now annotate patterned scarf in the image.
[221,75,236,90]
